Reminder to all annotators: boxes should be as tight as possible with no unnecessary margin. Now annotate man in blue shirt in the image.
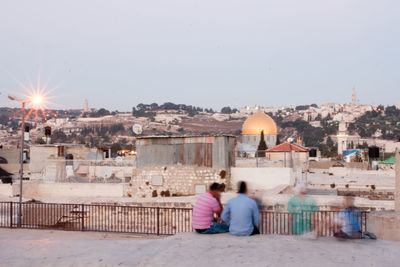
[221,181,260,236]
[334,196,362,239]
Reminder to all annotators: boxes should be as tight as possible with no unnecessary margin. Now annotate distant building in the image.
[83,99,90,113]
[266,142,310,165]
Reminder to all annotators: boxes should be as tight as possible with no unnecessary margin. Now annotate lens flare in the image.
[32,95,43,106]
[10,75,60,127]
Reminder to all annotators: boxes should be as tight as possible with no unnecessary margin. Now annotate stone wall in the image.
[231,167,293,192]
[309,161,369,170]
[126,166,228,198]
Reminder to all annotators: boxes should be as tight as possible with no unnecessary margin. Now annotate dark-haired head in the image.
[238,181,247,194]
[209,183,223,199]
[209,183,222,192]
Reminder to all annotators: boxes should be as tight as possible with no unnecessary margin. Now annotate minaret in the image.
[352,88,357,106]
[337,118,348,156]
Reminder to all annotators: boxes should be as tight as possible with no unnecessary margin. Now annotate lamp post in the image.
[8,94,35,227]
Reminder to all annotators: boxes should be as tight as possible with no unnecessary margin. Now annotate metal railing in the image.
[0,202,368,236]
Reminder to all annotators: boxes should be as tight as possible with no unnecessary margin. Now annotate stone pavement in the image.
[0,229,398,267]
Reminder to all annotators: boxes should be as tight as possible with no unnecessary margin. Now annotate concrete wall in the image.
[0,163,29,174]
[367,212,400,241]
[0,184,13,197]
[0,148,19,164]
[29,145,96,173]
[41,161,134,183]
[328,167,394,177]
[127,166,228,198]
[230,167,294,192]
[18,183,125,198]
[30,146,58,173]
[265,152,308,164]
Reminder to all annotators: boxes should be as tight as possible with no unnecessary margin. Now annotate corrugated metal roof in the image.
[137,134,235,139]
[31,143,86,147]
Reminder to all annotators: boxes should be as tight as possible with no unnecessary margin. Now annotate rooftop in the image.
[267,142,309,152]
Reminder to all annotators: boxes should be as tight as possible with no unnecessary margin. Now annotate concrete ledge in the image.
[367,211,400,241]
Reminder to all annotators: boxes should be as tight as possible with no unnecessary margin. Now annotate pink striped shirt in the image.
[192,192,221,229]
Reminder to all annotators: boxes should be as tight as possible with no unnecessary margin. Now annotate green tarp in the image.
[379,156,396,165]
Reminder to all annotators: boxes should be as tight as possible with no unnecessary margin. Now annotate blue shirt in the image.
[221,194,260,236]
[337,208,361,235]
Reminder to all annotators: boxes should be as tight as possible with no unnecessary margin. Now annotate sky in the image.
[0,0,399,111]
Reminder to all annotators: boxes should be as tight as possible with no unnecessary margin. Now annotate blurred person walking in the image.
[287,181,319,238]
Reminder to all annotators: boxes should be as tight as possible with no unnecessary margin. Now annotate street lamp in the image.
[8,94,42,227]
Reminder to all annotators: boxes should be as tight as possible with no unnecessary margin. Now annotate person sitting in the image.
[221,181,260,236]
[287,181,319,238]
[333,196,376,240]
[192,183,229,234]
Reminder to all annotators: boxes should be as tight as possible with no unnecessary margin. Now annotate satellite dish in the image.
[287,137,294,143]
[132,124,143,135]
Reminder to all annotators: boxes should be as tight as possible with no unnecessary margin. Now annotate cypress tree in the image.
[257,130,267,157]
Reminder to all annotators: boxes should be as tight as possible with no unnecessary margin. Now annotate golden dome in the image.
[242,110,278,135]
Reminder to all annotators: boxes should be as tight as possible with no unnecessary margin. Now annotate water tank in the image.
[368,146,380,159]
[44,126,52,136]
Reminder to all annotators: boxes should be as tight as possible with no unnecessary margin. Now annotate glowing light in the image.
[9,75,60,128]
[32,95,43,106]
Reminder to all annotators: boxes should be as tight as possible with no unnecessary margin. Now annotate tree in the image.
[91,108,110,117]
[111,143,122,154]
[326,136,334,147]
[52,130,68,143]
[35,137,45,144]
[256,130,267,157]
[221,107,232,114]
[0,115,9,125]
[295,105,310,111]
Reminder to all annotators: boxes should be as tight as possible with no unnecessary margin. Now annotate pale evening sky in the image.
[0,0,399,111]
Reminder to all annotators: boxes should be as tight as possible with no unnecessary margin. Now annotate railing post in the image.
[81,204,85,231]
[157,207,160,236]
[9,202,13,228]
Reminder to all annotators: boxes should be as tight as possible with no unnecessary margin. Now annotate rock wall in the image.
[126,166,229,198]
